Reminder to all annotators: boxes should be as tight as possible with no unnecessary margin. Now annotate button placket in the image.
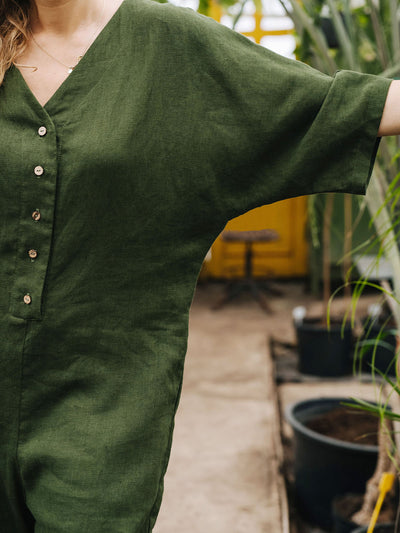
[10,120,56,320]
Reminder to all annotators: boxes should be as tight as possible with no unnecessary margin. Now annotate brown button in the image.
[23,294,32,305]
[38,126,47,137]
[34,166,44,176]
[28,249,38,259]
[32,211,41,221]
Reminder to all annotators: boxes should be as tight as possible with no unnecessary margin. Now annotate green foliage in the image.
[282,0,400,76]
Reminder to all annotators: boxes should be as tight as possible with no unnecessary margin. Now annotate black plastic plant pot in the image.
[351,525,395,532]
[295,318,352,377]
[286,397,379,531]
[356,318,397,377]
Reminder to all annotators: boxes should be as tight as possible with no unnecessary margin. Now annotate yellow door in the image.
[203,196,308,279]
[201,2,308,280]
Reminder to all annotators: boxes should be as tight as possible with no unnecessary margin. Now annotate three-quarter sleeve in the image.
[155,4,392,222]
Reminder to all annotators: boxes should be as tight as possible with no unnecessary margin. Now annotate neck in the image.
[32,0,101,36]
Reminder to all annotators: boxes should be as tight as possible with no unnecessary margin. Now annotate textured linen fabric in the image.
[0,0,393,531]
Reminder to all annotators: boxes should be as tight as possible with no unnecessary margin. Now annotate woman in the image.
[0,0,399,531]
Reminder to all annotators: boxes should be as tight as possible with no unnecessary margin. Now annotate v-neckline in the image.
[11,0,128,113]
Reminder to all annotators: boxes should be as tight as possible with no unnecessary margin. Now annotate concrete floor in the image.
[153,280,383,533]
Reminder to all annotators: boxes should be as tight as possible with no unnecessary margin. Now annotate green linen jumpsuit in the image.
[0,0,393,531]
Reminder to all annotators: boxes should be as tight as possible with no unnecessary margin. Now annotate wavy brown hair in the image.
[0,0,32,86]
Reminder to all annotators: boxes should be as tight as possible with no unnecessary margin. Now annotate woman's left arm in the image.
[378,80,400,136]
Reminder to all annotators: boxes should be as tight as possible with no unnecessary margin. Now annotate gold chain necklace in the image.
[19,0,106,74]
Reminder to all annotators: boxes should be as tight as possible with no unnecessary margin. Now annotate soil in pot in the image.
[306,406,378,446]
[286,398,380,530]
[332,493,397,533]
[295,317,353,377]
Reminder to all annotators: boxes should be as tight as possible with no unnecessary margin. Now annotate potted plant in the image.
[285,397,382,530]
[294,192,353,376]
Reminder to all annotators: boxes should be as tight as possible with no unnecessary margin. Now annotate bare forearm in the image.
[378,80,400,136]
